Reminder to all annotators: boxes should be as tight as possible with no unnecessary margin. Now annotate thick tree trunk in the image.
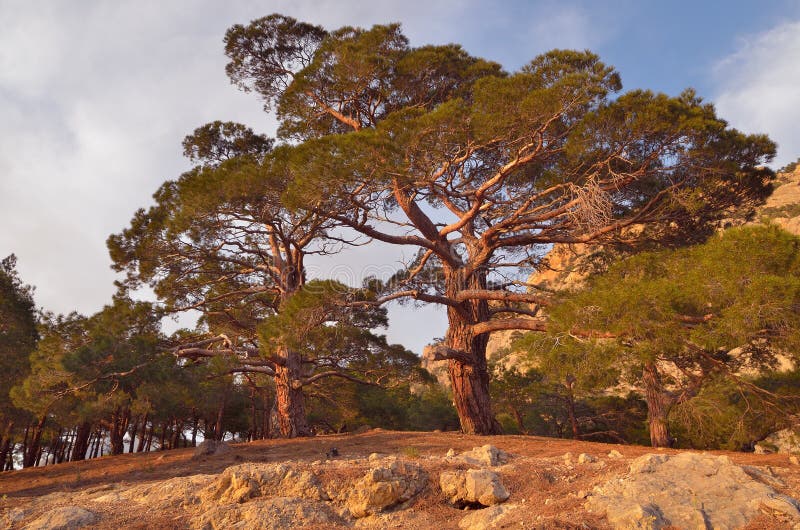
[444,269,501,435]
[643,362,675,448]
[272,347,311,438]
[109,407,130,456]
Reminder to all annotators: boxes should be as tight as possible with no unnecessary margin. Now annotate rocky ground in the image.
[2,430,800,529]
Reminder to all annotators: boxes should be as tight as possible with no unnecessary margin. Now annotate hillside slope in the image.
[1,431,799,529]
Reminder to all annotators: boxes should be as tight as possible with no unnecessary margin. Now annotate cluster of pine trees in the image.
[2,13,799,470]
[0,268,457,470]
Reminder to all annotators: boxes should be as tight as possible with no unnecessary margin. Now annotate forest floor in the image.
[1,430,799,529]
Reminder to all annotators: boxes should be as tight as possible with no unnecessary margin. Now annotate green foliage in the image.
[182,121,273,167]
[0,255,38,425]
[531,225,800,446]
[549,225,800,360]
[670,370,800,450]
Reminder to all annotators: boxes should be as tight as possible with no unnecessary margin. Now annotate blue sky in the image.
[1,1,799,354]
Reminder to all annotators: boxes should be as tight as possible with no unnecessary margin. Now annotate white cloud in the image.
[713,20,800,169]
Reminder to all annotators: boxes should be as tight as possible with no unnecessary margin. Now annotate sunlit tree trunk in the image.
[444,269,501,435]
[272,346,311,437]
[643,362,675,448]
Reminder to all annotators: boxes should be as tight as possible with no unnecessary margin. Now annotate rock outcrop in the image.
[755,427,800,455]
[344,459,428,517]
[199,463,327,504]
[193,496,344,530]
[123,473,216,509]
[24,507,98,530]
[458,504,517,530]
[587,452,800,529]
[440,469,510,507]
[447,444,510,467]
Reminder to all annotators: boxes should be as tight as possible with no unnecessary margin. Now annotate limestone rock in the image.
[193,496,344,530]
[458,504,516,530]
[608,450,624,459]
[199,463,326,504]
[453,445,510,467]
[345,459,428,518]
[755,427,800,455]
[24,506,97,530]
[577,453,596,464]
[420,344,451,388]
[192,439,232,459]
[440,469,510,507]
[587,452,800,529]
[126,473,217,509]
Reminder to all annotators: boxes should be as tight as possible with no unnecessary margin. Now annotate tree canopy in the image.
[210,14,776,433]
[532,225,800,446]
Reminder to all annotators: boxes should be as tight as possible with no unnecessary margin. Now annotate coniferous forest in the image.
[2,14,799,471]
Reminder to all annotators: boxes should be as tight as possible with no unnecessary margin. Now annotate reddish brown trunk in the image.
[214,392,227,441]
[137,414,149,453]
[0,420,13,467]
[643,362,675,448]
[128,417,138,454]
[191,414,199,447]
[510,407,527,434]
[23,416,46,468]
[445,269,500,435]
[109,407,130,455]
[272,347,311,438]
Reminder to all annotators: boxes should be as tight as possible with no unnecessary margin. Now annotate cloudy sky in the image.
[2,0,799,353]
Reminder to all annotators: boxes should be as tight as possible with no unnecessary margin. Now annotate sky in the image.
[2,0,800,354]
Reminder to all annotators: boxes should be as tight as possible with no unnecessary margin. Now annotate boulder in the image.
[452,445,509,467]
[440,469,510,507]
[587,452,800,529]
[199,463,326,504]
[193,496,344,530]
[577,453,596,464]
[755,427,800,455]
[458,504,516,530]
[24,507,98,530]
[192,439,232,459]
[345,459,428,518]
[607,450,624,459]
